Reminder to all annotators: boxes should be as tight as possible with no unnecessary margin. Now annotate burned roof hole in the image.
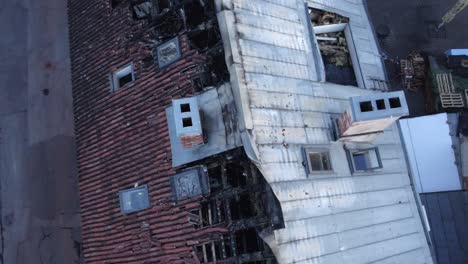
[188,27,220,50]
[182,117,193,127]
[389,97,402,108]
[230,194,256,221]
[209,51,230,85]
[42,89,49,96]
[360,101,373,112]
[376,99,386,110]
[199,200,224,227]
[180,103,191,113]
[183,0,206,28]
[235,228,265,255]
[226,163,247,188]
[310,9,356,86]
[196,238,232,263]
[158,0,171,10]
[208,166,223,192]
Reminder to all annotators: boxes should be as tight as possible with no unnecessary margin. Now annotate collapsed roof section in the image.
[171,149,284,264]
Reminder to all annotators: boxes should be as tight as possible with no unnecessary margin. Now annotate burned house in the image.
[69,0,434,263]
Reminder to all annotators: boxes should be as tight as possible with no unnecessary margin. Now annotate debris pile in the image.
[310,9,351,67]
[310,8,349,25]
[400,51,426,91]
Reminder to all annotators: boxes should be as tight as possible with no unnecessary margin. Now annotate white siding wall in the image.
[217,0,433,263]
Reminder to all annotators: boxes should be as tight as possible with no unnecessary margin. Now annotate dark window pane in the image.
[321,153,332,171]
[206,243,213,262]
[224,237,233,257]
[308,152,332,172]
[309,153,323,171]
[353,152,369,171]
[118,73,133,87]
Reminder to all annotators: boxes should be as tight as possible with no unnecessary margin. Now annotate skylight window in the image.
[119,185,150,214]
[111,63,135,92]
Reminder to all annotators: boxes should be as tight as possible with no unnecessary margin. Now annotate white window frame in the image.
[346,146,383,173]
[302,146,334,175]
[111,63,135,92]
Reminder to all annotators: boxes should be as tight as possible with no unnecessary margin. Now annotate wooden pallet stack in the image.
[436,72,465,108]
[400,51,426,91]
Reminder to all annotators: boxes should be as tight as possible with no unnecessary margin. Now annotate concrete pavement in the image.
[0,0,82,263]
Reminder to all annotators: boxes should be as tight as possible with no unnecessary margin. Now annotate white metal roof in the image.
[217,0,434,263]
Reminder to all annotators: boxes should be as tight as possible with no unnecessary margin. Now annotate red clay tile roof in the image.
[68,1,224,262]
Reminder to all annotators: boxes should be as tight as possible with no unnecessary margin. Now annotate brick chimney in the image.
[173,97,204,148]
[338,91,409,142]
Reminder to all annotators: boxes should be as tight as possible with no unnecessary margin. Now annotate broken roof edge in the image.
[216,4,261,163]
